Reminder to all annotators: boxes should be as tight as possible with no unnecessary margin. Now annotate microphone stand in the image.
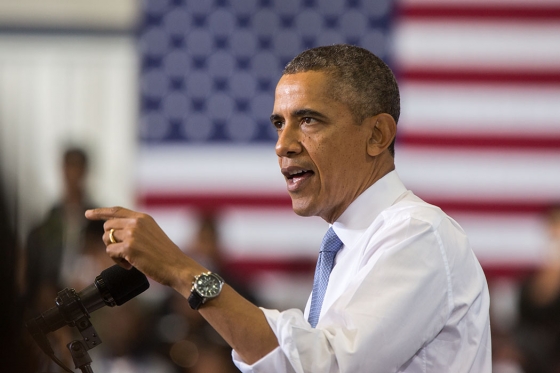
[27,265,149,372]
[27,287,103,373]
[66,311,101,373]
[68,340,94,373]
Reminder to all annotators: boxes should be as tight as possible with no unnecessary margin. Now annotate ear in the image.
[365,113,397,157]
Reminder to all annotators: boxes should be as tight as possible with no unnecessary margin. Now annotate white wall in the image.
[0,0,138,30]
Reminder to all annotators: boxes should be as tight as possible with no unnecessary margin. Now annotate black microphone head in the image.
[98,265,150,306]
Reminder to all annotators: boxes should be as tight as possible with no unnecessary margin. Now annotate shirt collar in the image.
[332,170,408,250]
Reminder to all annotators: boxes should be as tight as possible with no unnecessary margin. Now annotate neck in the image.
[322,155,395,224]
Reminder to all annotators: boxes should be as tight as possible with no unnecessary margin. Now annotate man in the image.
[515,204,560,373]
[27,147,95,304]
[86,45,491,372]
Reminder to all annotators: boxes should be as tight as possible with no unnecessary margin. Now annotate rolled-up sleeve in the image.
[232,215,460,373]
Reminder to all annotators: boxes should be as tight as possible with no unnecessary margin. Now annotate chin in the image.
[290,199,317,218]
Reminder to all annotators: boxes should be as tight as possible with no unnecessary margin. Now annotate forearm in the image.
[201,285,279,363]
[173,272,279,364]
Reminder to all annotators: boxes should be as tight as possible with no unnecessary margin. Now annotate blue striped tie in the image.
[308,227,343,328]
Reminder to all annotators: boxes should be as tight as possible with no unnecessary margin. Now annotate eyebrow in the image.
[269,109,328,123]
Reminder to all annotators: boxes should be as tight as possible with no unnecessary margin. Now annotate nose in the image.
[275,121,302,157]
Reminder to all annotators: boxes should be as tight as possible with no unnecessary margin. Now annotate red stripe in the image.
[398,4,560,21]
[138,193,293,209]
[425,199,552,215]
[481,262,537,281]
[397,132,560,150]
[226,258,316,283]
[224,257,536,283]
[399,69,560,85]
[138,193,552,214]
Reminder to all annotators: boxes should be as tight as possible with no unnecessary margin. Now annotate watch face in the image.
[195,273,223,298]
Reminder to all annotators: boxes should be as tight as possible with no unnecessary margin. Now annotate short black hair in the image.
[283,44,400,157]
[63,147,88,169]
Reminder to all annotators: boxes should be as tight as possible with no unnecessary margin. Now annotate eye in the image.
[272,120,284,130]
[301,117,317,125]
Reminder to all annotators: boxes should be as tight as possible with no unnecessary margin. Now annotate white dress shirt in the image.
[233,171,492,372]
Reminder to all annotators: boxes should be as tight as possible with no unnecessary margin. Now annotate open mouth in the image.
[284,168,315,191]
[287,169,314,180]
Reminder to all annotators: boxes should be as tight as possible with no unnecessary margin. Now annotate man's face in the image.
[271,71,374,223]
[64,154,87,190]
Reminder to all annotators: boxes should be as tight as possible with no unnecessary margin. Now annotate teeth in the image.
[289,169,308,176]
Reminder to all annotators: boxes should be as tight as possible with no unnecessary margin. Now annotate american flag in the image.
[136,0,560,305]
[393,0,560,278]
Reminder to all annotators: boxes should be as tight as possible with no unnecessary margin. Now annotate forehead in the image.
[273,71,339,110]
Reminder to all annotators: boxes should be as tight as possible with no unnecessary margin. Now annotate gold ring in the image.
[109,228,117,244]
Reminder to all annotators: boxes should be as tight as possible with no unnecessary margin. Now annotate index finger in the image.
[85,206,140,220]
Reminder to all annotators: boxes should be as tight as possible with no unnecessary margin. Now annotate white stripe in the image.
[145,206,327,258]
[453,212,548,264]
[396,148,560,201]
[144,207,548,264]
[399,83,560,135]
[220,208,327,257]
[393,20,560,71]
[137,144,285,193]
[139,146,560,201]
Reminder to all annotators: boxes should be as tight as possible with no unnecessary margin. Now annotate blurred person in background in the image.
[184,213,256,304]
[185,213,227,276]
[88,298,176,373]
[23,146,97,370]
[25,146,96,310]
[516,204,560,373]
[159,292,240,373]
[492,326,524,373]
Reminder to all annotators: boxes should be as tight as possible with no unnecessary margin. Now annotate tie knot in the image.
[321,227,343,253]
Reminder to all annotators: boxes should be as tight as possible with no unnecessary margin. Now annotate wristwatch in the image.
[187,271,224,310]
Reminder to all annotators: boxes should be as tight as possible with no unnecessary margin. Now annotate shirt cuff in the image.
[231,307,300,373]
[232,345,287,373]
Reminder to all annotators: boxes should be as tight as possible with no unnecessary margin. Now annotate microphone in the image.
[26,265,150,336]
